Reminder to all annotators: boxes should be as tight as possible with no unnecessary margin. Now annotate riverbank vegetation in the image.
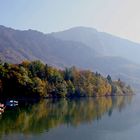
[0,60,133,99]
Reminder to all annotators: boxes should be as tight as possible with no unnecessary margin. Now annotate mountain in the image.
[0,25,99,67]
[0,25,140,90]
[51,26,140,64]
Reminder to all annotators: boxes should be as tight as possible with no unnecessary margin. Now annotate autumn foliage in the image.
[0,60,133,99]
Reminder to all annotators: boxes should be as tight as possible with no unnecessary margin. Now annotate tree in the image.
[29,60,46,79]
[66,80,75,97]
[32,77,47,97]
[64,68,72,81]
[107,75,112,84]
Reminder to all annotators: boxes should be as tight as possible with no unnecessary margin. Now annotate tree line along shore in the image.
[0,60,133,99]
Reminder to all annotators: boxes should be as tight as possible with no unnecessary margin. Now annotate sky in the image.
[0,0,140,42]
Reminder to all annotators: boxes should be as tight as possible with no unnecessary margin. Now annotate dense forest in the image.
[0,60,133,99]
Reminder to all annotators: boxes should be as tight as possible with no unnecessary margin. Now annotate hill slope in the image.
[0,25,140,90]
[51,26,140,64]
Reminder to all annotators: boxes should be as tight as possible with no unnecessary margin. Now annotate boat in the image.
[0,103,4,108]
[0,108,4,113]
[6,100,18,107]
[0,103,5,115]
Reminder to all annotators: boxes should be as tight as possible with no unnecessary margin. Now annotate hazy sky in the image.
[1,0,140,42]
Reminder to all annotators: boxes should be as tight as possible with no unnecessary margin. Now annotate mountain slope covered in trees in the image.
[0,25,140,90]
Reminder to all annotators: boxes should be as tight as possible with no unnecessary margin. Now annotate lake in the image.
[0,95,139,140]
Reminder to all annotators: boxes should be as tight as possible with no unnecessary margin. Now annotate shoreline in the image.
[0,93,135,103]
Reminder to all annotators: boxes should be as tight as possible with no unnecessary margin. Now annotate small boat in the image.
[0,103,5,115]
[0,103,4,108]
[9,100,18,104]
[6,100,18,107]
[0,108,4,113]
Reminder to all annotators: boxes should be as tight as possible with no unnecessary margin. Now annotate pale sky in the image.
[0,0,140,42]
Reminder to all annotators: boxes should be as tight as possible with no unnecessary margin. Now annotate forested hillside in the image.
[0,25,140,90]
[0,60,133,99]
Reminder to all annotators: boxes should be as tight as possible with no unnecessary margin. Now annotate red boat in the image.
[0,103,4,108]
[0,103,5,115]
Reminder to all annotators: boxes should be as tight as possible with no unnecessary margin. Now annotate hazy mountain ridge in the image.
[51,26,140,64]
[0,25,98,66]
[0,25,140,90]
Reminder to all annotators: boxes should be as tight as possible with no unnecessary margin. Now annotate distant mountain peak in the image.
[51,26,98,35]
[67,26,98,32]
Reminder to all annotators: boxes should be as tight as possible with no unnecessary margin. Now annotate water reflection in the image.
[0,96,133,138]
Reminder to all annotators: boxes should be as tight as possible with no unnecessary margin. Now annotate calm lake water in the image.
[0,95,140,140]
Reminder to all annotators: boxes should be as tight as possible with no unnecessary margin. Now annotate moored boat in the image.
[6,100,18,107]
[0,103,4,108]
[0,108,4,113]
[0,103,5,115]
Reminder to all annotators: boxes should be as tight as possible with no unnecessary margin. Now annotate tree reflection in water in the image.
[0,96,133,137]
